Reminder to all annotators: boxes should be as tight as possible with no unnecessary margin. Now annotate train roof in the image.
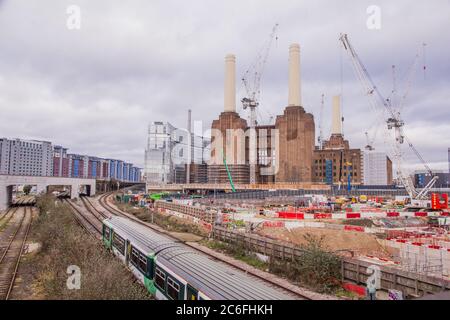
[104,216,294,300]
[157,245,294,300]
[103,216,177,254]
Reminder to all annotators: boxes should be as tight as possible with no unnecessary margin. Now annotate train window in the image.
[131,247,139,266]
[103,225,110,239]
[138,253,147,274]
[112,232,125,255]
[155,268,165,291]
[167,277,180,300]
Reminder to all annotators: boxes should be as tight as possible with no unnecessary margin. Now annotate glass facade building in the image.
[144,121,210,184]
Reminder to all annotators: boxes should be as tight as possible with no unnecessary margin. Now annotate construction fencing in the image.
[155,200,217,223]
[212,226,450,297]
[155,200,450,297]
[208,188,410,200]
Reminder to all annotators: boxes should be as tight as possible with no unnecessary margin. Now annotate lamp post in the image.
[148,205,154,224]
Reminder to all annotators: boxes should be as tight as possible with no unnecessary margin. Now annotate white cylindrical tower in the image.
[288,43,301,106]
[224,54,236,112]
[331,95,342,135]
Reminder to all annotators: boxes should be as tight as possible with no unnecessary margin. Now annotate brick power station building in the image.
[144,42,392,187]
[209,44,316,185]
[207,43,392,186]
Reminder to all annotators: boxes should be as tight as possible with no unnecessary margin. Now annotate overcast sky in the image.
[0,0,449,174]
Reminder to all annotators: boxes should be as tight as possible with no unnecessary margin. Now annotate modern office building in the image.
[144,121,210,184]
[0,138,53,176]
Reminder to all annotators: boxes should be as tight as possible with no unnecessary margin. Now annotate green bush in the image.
[269,233,341,293]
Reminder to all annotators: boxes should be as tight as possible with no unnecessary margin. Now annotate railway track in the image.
[63,199,102,237]
[0,208,17,226]
[0,207,32,300]
[80,196,110,220]
[0,209,11,222]
[97,192,312,300]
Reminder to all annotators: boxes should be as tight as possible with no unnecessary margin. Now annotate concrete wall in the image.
[0,174,96,211]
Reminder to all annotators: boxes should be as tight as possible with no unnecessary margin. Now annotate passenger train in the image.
[102,216,292,300]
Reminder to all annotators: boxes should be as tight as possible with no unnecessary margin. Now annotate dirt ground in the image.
[260,227,389,257]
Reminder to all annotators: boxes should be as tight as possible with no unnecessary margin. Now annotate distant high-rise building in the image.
[0,138,140,182]
[0,138,53,176]
[53,145,69,177]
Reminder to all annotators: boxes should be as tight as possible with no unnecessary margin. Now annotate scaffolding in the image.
[398,244,445,278]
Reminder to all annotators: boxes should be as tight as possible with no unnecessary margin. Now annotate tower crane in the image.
[364,132,375,151]
[339,33,438,203]
[241,23,279,184]
[318,94,325,150]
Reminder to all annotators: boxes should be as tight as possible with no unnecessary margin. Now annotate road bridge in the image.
[0,174,96,210]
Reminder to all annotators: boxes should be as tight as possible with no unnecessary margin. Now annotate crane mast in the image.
[242,23,279,184]
[364,132,374,151]
[318,94,325,150]
[339,33,437,201]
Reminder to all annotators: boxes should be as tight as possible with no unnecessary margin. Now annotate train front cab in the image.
[102,223,112,248]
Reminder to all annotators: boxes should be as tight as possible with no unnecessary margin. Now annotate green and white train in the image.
[102,216,292,300]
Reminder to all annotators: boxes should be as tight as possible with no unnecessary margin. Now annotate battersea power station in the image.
[208,44,320,186]
[145,42,391,188]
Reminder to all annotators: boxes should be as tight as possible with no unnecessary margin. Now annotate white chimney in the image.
[224,54,236,112]
[288,43,301,106]
[331,95,342,135]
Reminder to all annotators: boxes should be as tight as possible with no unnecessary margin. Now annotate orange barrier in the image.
[277,212,305,219]
[314,213,332,219]
[344,225,365,232]
[262,221,285,228]
[414,212,428,217]
[342,283,366,296]
[387,212,400,217]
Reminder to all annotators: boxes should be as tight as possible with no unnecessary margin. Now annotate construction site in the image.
[141,30,450,299]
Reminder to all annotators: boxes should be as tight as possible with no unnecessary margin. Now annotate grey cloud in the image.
[0,0,449,172]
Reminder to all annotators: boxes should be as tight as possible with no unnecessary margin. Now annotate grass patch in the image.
[26,195,152,300]
[201,239,269,271]
[267,234,342,294]
[117,203,208,237]
[342,218,374,227]
[204,233,342,294]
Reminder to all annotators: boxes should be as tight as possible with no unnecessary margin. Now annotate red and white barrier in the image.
[277,210,446,220]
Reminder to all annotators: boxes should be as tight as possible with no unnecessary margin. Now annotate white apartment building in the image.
[362,151,393,185]
[0,138,53,176]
